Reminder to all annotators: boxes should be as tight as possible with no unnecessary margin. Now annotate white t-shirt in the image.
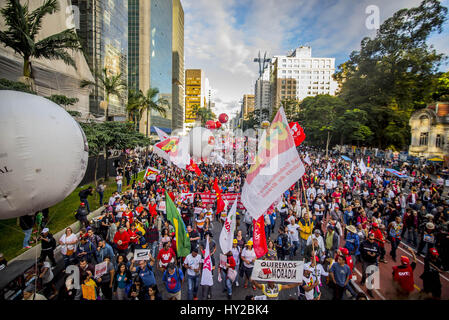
[116,175,123,184]
[184,253,203,276]
[287,224,300,242]
[41,261,54,284]
[59,233,78,255]
[241,248,256,268]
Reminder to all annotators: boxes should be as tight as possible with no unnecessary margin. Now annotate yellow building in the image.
[243,94,255,120]
[409,102,449,159]
[185,69,209,123]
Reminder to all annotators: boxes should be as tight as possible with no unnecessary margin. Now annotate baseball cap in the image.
[247,240,253,246]
[41,228,49,234]
[340,248,349,256]
[400,256,410,265]
[233,239,238,244]
[80,202,85,206]
[372,222,378,228]
[429,248,439,256]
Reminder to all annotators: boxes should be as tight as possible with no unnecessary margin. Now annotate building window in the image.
[436,134,444,148]
[419,132,429,146]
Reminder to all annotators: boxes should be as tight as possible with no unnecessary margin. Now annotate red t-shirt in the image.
[157,248,176,265]
[393,265,414,293]
[122,211,134,225]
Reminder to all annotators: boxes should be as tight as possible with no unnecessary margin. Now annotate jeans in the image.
[23,228,32,247]
[187,274,200,300]
[405,228,418,247]
[98,192,104,206]
[63,254,75,268]
[150,241,159,259]
[290,240,299,259]
[115,287,127,300]
[299,238,307,256]
[221,269,233,296]
[80,198,91,213]
[117,183,122,194]
[389,237,400,260]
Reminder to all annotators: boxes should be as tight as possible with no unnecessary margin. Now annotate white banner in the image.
[219,197,238,255]
[157,201,166,212]
[241,107,305,220]
[251,260,304,283]
[200,235,214,286]
[134,249,152,261]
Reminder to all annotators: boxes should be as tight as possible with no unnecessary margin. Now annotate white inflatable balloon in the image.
[189,127,215,160]
[0,91,88,219]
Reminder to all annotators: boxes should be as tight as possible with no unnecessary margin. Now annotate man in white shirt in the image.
[287,220,300,260]
[306,185,317,200]
[183,248,203,300]
[115,200,128,219]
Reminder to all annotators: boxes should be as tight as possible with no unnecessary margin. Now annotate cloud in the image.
[182,0,449,116]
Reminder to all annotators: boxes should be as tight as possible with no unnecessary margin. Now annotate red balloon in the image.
[289,122,306,146]
[205,120,216,129]
[218,113,229,124]
[215,121,222,129]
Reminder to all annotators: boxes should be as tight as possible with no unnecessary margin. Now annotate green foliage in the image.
[0,78,35,93]
[271,99,301,122]
[192,104,216,126]
[67,110,82,117]
[0,0,82,78]
[334,0,448,149]
[242,108,270,130]
[46,94,79,106]
[80,121,151,157]
[432,71,449,101]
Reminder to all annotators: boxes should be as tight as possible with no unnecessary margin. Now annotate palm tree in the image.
[192,105,216,126]
[0,0,82,86]
[126,89,144,130]
[139,87,169,139]
[81,68,127,121]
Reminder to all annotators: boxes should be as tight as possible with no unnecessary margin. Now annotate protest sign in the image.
[94,261,108,279]
[157,201,166,212]
[251,260,304,283]
[219,254,227,269]
[134,249,152,261]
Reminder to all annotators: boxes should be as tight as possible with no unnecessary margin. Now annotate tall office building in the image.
[270,45,338,110]
[72,0,128,120]
[128,0,183,135]
[172,0,185,131]
[185,69,210,124]
[254,66,272,119]
[242,94,255,120]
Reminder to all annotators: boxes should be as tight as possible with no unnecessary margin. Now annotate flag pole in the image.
[301,176,310,217]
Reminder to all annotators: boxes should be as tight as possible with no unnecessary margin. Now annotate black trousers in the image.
[40,249,56,265]
[100,282,113,300]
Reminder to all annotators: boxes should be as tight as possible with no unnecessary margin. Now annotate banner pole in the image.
[301,176,310,217]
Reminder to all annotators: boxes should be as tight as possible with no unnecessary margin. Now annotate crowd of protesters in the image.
[10,145,449,300]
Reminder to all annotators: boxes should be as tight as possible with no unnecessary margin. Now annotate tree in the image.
[80,121,151,182]
[271,98,301,122]
[334,0,448,149]
[242,109,270,131]
[138,87,169,139]
[334,108,372,146]
[80,68,127,121]
[0,0,82,85]
[126,89,144,130]
[192,104,216,126]
[432,71,449,101]
[299,95,348,157]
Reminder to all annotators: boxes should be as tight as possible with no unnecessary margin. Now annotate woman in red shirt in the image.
[220,251,236,300]
[157,241,176,272]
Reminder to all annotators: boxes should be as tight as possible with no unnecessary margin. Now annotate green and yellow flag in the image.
[165,191,191,257]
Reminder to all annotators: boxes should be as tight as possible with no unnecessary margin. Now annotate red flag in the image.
[289,122,306,146]
[213,178,225,214]
[187,159,202,176]
[253,215,268,258]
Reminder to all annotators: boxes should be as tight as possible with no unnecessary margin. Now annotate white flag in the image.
[200,235,214,286]
[219,197,237,255]
[326,162,331,173]
[359,159,367,175]
[154,126,169,141]
[170,136,190,170]
[304,155,311,165]
[241,107,305,220]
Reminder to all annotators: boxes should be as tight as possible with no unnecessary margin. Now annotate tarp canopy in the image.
[341,155,352,161]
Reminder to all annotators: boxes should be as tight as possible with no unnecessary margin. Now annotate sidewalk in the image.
[0,206,105,291]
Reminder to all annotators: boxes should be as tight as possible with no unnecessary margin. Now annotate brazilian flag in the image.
[165,191,191,257]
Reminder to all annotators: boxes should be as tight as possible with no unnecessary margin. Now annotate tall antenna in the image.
[253,51,271,123]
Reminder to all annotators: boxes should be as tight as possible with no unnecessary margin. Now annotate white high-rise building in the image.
[271,45,338,109]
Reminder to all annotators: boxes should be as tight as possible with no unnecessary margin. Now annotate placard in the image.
[157,201,166,212]
[134,249,151,261]
[94,261,107,279]
[219,254,227,269]
[251,260,303,283]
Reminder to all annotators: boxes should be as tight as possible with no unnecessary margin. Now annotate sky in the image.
[182,0,449,119]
